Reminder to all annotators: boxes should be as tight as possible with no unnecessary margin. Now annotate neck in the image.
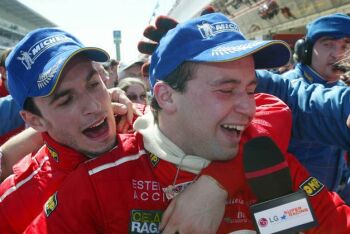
[134,112,210,174]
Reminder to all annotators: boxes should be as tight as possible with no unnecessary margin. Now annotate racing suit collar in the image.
[134,112,210,174]
[42,132,88,170]
[298,63,341,86]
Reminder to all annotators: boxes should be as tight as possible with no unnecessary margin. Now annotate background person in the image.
[0,48,26,145]
[104,58,119,87]
[0,48,12,97]
[118,77,148,105]
[117,54,148,79]
[257,13,350,203]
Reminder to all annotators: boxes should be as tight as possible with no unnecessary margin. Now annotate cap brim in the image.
[29,47,109,98]
[189,40,291,69]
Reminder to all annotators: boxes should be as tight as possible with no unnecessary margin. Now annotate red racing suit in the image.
[0,133,88,233]
[25,93,350,233]
[0,104,149,233]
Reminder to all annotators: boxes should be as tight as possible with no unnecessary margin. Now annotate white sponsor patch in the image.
[197,21,242,39]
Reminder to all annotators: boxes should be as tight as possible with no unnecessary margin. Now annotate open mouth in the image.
[82,118,109,139]
[221,124,245,136]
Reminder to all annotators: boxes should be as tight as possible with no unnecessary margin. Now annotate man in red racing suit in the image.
[0,103,147,233]
[26,93,350,234]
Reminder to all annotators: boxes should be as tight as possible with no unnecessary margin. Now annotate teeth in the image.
[222,124,245,131]
[90,119,104,128]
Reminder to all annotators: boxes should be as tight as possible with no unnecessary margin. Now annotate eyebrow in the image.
[209,77,257,86]
[49,68,97,105]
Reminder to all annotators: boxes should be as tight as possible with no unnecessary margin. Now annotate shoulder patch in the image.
[149,153,160,167]
[45,192,58,217]
[47,145,59,162]
[299,177,324,196]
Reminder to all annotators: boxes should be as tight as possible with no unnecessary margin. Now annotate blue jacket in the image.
[0,95,24,136]
[256,66,350,203]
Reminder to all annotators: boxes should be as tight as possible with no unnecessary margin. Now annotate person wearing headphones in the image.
[258,13,350,203]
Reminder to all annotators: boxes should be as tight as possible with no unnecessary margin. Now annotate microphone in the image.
[243,136,317,234]
[243,136,292,202]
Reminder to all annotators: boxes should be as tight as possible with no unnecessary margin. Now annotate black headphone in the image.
[293,38,313,65]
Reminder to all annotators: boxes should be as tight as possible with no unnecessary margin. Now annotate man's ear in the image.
[20,110,48,132]
[153,82,177,113]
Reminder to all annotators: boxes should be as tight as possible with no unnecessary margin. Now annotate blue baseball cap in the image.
[149,13,291,88]
[6,27,109,108]
[306,13,350,43]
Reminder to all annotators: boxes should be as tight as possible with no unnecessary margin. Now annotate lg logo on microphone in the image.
[258,215,286,228]
[258,217,268,227]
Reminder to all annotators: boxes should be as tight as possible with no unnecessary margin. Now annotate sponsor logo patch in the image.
[44,192,58,217]
[47,145,59,162]
[149,153,160,167]
[197,21,242,39]
[129,210,162,233]
[299,177,324,196]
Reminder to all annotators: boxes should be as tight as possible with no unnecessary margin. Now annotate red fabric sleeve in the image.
[286,152,350,233]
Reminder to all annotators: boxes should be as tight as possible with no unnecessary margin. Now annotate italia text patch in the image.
[129,210,163,233]
[299,177,324,196]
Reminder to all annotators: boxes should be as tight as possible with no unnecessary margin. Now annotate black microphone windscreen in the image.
[243,136,293,202]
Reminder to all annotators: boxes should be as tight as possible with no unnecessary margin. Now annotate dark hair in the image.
[151,62,198,122]
[0,48,12,67]
[23,97,42,116]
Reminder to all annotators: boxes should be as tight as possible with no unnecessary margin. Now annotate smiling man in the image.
[25,13,350,234]
[0,28,116,233]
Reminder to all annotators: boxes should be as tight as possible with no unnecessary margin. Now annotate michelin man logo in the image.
[17,51,34,70]
[198,23,215,38]
[16,34,72,70]
[197,21,242,39]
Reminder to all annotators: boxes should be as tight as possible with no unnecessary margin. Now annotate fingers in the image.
[108,87,136,127]
[143,26,165,42]
[200,5,215,15]
[159,199,176,231]
[138,15,179,58]
[110,88,134,125]
[126,101,134,125]
[111,102,127,116]
[155,16,178,30]
[137,41,158,55]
